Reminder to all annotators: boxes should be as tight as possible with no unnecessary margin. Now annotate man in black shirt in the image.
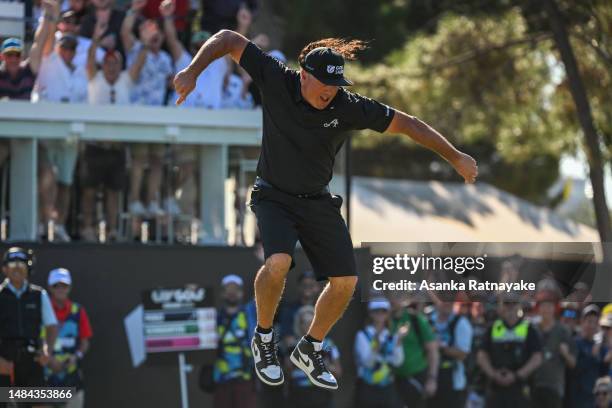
[477,294,543,408]
[174,30,478,390]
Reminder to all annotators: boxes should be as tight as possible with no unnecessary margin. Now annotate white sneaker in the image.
[164,197,182,216]
[129,201,147,216]
[147,201,165,217]
[54,224,71,242]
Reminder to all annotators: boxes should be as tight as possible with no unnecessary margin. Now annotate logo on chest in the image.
[323,118,339,128]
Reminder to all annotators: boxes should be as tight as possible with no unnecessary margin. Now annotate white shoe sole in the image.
[251,342,284,386]
[289,352,338,390]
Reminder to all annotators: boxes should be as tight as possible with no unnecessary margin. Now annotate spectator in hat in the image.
[0,0,57,100]
[78,19,147,241]
[122,0,174,217]
[0,247,58,393]
[55,9,106,71]
[212,274,256,408]
[566,304,612,408]
[532,281,577,408]
[594,376,612,408]
[279,270,322,350]
[353,299,406,408]
[560,302,581,336]
[46,268,93,408]
[390,289,438,408]
[286,305,341,408]
[0,13,55,172]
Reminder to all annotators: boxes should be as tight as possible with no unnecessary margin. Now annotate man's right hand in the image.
[174,68,197,105]
[0,358,14,376]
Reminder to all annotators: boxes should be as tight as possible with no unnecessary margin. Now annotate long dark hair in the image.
[298,38,369,66]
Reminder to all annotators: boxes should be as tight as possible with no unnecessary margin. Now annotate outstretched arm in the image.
[128,31,149,82]
[30,0,61,65]
[173,29,249,105]
[86,21,108,80]
[159,0,183,63]
[121,0,146,53]
[386,110,478,183]
[28,0,59,73]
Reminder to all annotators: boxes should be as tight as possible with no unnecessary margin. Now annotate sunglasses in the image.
[595,391,609,397]
[5,261,27,268]
[51,283,70,288]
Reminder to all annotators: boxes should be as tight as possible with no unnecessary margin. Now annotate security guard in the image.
[0,247,58,396]
[477,293,543,408]
[212,275,256,408]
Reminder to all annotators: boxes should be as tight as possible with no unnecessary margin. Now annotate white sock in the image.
[256,328,273,343]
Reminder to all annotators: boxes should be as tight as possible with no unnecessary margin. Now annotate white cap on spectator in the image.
[368,299,391,311]
[48,268,72,286]
[221,274,243,287]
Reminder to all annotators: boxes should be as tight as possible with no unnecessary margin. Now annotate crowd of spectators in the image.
[0,0,276,242]
[204,265,612,408]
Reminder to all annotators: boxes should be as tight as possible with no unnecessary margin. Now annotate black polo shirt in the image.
[239,42,395,195]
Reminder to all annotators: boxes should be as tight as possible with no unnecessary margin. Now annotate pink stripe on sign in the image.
[146,337,200,348]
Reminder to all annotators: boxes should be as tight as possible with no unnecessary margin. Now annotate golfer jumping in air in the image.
[174,30,478,390]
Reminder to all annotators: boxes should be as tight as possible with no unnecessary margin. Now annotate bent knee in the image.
[264,253,292,277]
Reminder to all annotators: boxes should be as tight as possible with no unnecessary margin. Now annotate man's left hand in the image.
[451,152,478,184]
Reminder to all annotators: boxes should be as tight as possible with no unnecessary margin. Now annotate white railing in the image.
[0,100,262,242]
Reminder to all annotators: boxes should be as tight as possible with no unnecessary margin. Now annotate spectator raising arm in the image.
[29,0,60,73]
[38,0,61,59]
[121,0,147,54]
[159,0,183,62]
[86,21,107,80]
[128,31,149,82]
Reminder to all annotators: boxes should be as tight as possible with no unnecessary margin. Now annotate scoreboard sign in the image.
[142,285,216,353]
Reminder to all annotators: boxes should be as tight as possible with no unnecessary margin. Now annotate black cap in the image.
[301,47,353,86]
[58,33,78,50]
[3,247,35,273]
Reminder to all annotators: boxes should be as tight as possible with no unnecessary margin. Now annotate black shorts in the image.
[249,185,356,281]
[80,144,126,191]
